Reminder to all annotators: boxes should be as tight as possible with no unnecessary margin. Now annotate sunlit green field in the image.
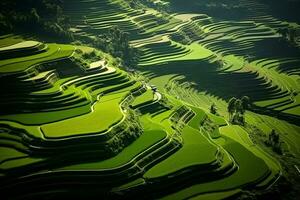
[0,0,299,199]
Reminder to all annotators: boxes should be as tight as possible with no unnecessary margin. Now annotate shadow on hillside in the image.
[168,0,300,23]
[143,59,286,101]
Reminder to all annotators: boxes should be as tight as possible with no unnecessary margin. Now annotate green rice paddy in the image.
[0,0,299,199]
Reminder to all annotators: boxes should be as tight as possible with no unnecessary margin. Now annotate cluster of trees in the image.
[107,26,133,65]
[170,32,190,45]
[107,109,143,154]
[94,26,138,67]
[0,2,137,67]
[0,0,73,41]
[137,0,170,13]
[125,0,143,9]
[70,49,100,70]
[81,50,97,60]
[125,1,170,25]
[227,96,250,125]
[125,0,170,26]
[266,129,282,154]
[107,123,142,154]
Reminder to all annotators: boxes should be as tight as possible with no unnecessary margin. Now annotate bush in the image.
[265,129,282,154]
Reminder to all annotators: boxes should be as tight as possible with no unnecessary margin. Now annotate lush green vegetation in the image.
[0,0,73,40]
[41,92,125,138]
[144,125,218,179]
[0,0,299,199]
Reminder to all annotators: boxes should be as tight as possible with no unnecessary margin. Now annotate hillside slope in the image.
[0,0,299,199]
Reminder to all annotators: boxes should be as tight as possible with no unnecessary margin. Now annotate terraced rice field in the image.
[1,0,300,199]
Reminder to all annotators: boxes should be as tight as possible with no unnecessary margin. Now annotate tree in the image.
[268,129,282,154]
[227,97,236,121]
[234,99,243,113]
[241,95,250,111]
[233,99,245,124]
[30,8,40,24]
[227,97,248,125]
[104,26,137,67]
[270,129,279,145]
[232,112,245,126]
[210,103,217,115]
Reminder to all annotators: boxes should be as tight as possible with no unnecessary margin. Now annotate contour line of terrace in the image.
[0,41,41,52]
[38,77,146,141]
[0,43,76,74]
[20,100,186,176]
